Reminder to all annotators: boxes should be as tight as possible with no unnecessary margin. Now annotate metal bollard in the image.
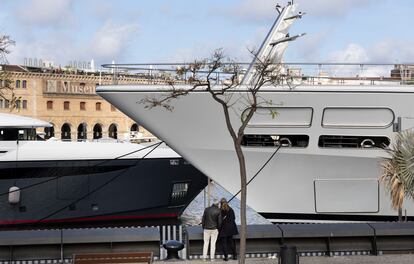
[163,240,185,260]
[279,245,299,264]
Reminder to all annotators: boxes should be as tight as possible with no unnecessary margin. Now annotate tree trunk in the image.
[234,143,247,264]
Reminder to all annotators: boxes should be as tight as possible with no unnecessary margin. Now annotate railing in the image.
[101,62,414,86]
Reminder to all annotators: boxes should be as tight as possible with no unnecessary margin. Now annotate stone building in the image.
[0,64,154,141]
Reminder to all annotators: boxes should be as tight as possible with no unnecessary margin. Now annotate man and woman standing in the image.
[202,198,238,261]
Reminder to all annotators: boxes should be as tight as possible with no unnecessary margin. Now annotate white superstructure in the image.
[96,2,414,221]
[0,113,178,162]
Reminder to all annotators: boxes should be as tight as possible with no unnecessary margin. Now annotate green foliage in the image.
[381,129,414,209]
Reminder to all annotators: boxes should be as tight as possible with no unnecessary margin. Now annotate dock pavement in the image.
[158,254,414,264]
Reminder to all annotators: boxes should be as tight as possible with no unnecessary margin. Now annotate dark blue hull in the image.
[0,157,208,228]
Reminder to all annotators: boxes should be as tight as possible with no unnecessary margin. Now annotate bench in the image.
[73,252,153,264]
[0,227,160,261]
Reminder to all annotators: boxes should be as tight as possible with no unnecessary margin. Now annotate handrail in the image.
[100,62,414,86]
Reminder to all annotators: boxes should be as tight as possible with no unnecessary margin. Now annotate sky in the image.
[1,0,413,68]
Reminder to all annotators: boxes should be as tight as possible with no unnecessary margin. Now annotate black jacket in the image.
[202,204,221,230]
[219,207,238,237]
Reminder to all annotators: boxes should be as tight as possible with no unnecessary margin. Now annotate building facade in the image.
[0,65,154,141]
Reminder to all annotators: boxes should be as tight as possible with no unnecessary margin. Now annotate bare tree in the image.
[143,49,291,264]
[0,35,19,111]
[381,129,414,220]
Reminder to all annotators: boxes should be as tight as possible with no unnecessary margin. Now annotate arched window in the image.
[108,123,117,139]
[77,123,87,141]
[44,125,55,139]
[61,123,71,140]
[22,100,27,109]
[130,123,139,132]
[93,123,103,139]
[22,80,27,88]
[96,102,102,111]
[15,80,20,88]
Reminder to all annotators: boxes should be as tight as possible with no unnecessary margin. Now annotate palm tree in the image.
[380,129,414,218]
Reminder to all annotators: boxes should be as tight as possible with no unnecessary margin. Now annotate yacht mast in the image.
[241,2,305,85]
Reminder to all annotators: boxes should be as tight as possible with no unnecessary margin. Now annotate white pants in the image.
[202,229,219,260]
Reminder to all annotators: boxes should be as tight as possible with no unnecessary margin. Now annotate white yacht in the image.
[96,2,414,221]
[0,113,207,227]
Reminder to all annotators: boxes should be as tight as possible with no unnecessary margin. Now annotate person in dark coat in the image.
[201,199,222,261]
[219,198,238,261]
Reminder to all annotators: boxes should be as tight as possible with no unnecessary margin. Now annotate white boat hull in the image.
[97,85,414,220]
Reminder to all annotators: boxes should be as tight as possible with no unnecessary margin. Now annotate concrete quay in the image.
[159,255,414,264]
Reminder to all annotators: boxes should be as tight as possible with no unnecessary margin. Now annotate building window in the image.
[0,99,3,108]
[93,123,103,139]
[64,101,70,110]
[47,101,53,110]
[22,80,27,88]
[22,100,27,109]
[5,100,10,108]
[15,80,20,88]
[16,100,21,109]
[131,123,139,132]
[77,123,87,140]
[108,124,117,139]
[80,101,86,110]
[61,123,71,140]
[45,125,55,139]
[111,105,116,112]
[95,102,101,111]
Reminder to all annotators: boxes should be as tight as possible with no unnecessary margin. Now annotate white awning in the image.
[0,113,52,128]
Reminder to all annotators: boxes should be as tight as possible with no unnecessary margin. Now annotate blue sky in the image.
[1,0,413,67]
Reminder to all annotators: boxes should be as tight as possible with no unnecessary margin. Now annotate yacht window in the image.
[318,135,390,149]
[322,108,394,128]
[242,134,309,148]
[169,182,189,206]
[244,107,313,128]
[0,128,37,141]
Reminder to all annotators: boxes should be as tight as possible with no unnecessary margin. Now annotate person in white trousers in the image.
[201,199,221,261]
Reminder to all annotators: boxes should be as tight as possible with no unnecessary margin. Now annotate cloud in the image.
[15,0,73,28]
[226,0,378,23]
[7,20,140,67]
[7,31,81,66]
[329,43,369,63]
[89,21,139,63]
[328,40,414,63]
[287,29,331,61]
[325,40,414,77]
[298,0,376,18]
